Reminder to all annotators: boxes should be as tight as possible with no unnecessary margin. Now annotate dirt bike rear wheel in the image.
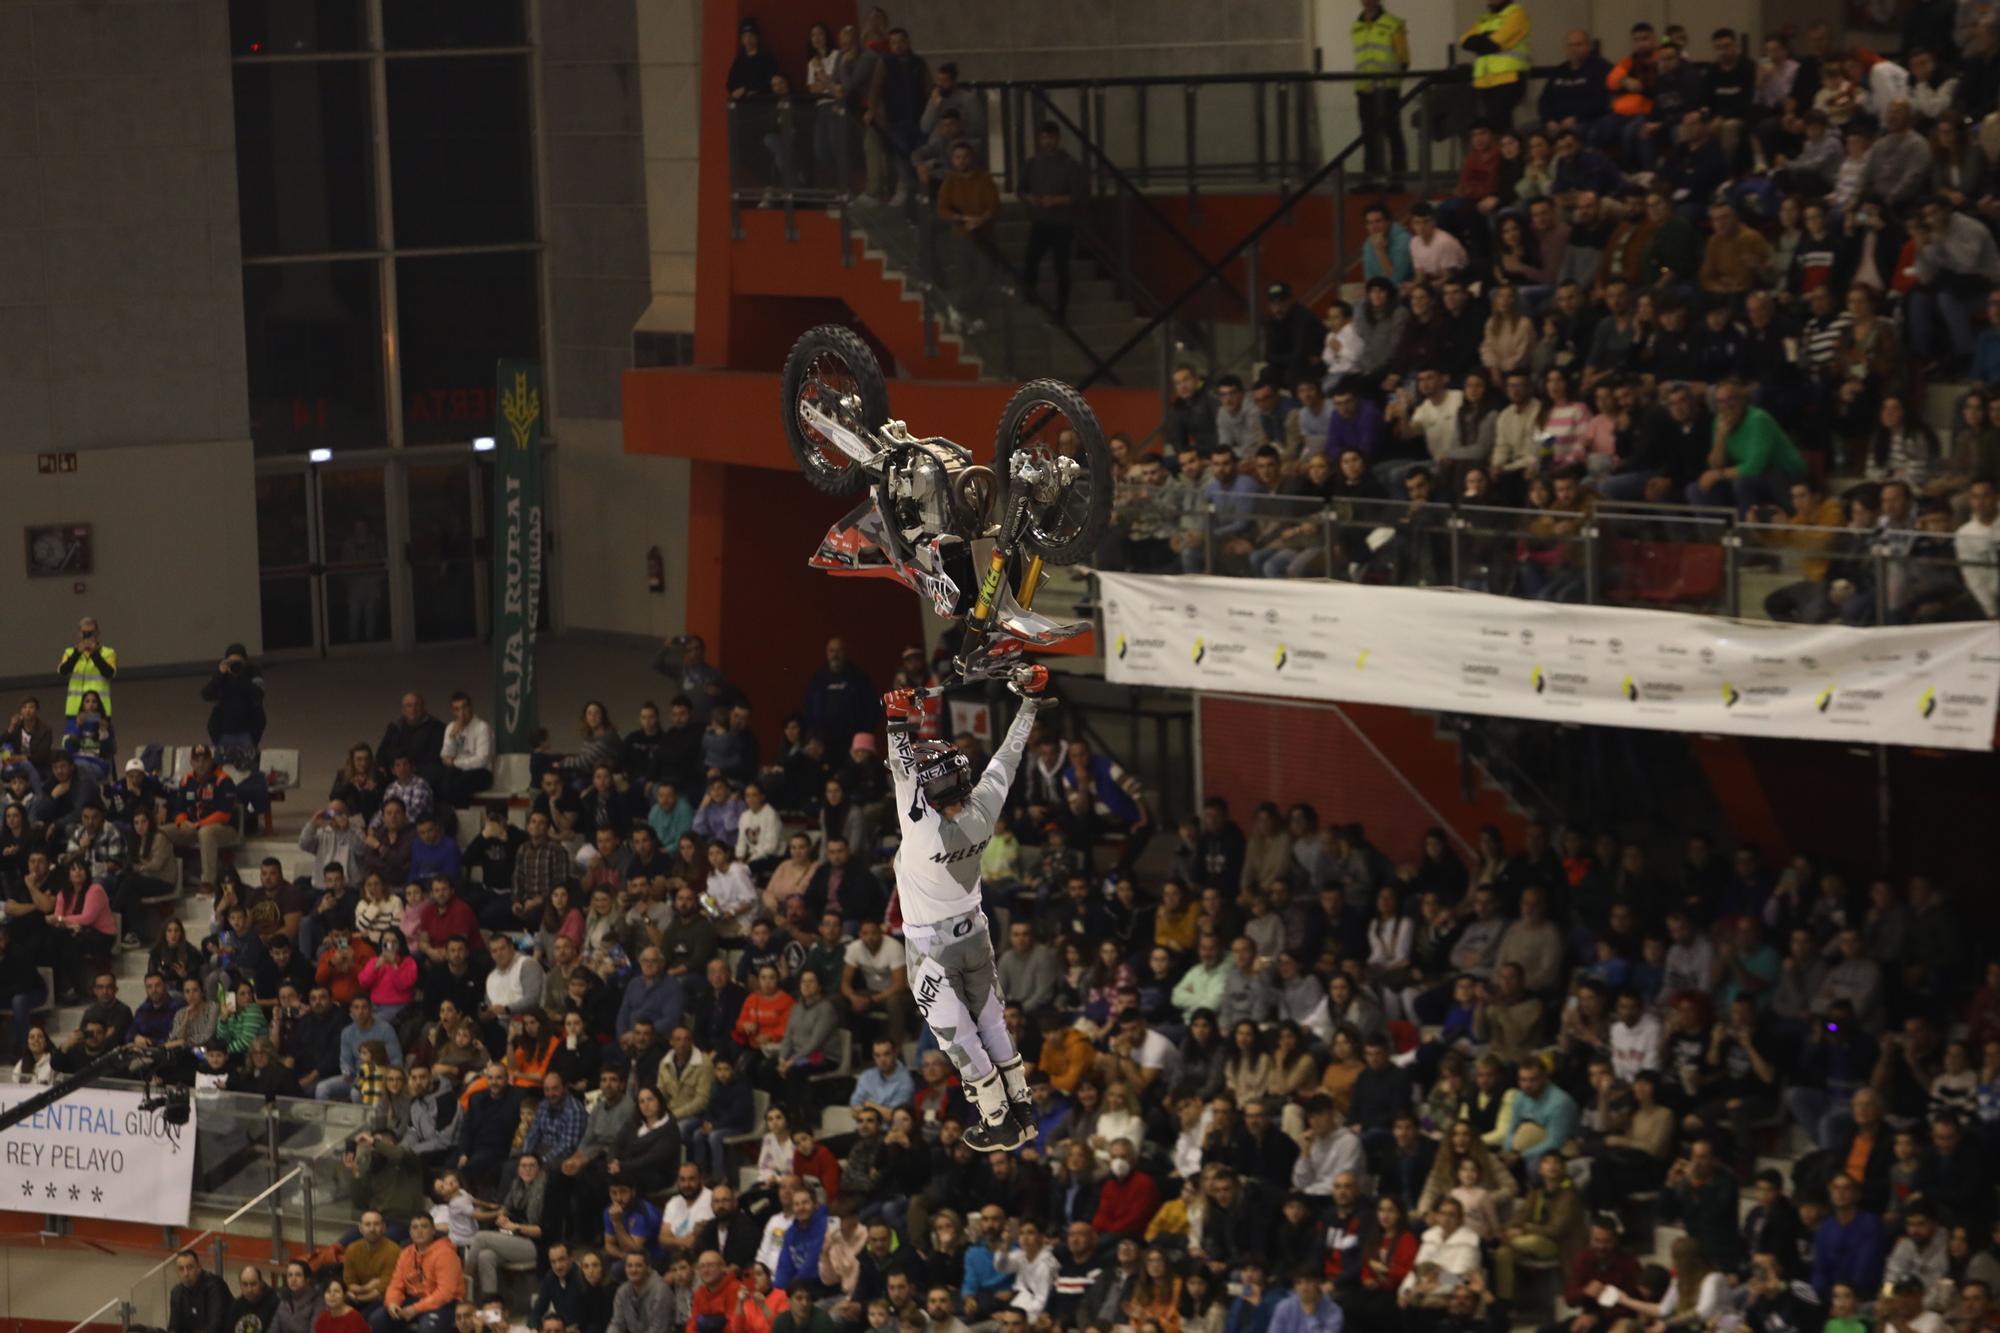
[782,325,889,495]
[992,379,1111,566]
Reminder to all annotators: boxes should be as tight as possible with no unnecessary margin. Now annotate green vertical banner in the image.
[493,359,545,752]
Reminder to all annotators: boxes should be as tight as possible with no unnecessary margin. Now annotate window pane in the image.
[407,463,483,642]
[396,251,540,446]
[386,56,534,247]
[384,0,525,49]
[320,468,393,646]
[242,260,386,456]
[234,62,375,257]
[229,0,365,55]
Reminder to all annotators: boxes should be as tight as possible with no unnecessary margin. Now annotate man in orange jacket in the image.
[688,1249,744,1333]
[376,1214,465,1333]
[1603,23,1659,157]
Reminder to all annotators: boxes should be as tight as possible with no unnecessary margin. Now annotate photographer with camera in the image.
[56,616,116,722]
[202,643,266,753]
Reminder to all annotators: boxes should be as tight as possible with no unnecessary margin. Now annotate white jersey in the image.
[888,698,1039,927]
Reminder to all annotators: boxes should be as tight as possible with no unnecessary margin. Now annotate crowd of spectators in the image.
[9,608,1999,1333]
[725,11,1083,332]
[1105,17,2000,623]
[17,14,2000,1333]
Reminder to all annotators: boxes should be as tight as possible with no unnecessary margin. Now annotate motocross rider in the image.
[882,665,1048,1152]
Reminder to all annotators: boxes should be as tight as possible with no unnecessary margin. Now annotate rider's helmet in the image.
[910,739,973,811]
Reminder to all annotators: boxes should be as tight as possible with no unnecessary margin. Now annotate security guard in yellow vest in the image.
[1459,0,1532,130]
[1351,2,1411,180]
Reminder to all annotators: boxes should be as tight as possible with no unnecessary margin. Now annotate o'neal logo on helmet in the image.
[911,739,971,809]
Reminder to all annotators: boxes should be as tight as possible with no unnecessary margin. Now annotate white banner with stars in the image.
[1099,574,2000,752]
[0,1085,197,1226]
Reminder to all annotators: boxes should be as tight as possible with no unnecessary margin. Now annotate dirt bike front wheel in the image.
[781,325,889,496]
[991,379,1112,566]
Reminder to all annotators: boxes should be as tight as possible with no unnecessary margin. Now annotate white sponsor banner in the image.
[1100,574,2000,752]
[0,1085,197,1226]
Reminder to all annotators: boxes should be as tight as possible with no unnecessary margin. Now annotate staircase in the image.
[847,200,1154,385]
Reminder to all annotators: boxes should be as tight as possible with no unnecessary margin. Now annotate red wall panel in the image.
[1200,696,1473,869]
[714,463,919,745]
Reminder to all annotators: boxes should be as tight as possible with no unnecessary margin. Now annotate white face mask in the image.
[1109,1158,1133,1180]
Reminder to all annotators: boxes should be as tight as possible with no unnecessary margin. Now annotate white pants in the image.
[903,908,1016,1084]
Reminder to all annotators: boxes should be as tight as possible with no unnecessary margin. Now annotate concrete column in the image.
[637,0,701,339]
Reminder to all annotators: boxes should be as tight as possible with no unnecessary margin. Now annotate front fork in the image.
[957,494,1043,672]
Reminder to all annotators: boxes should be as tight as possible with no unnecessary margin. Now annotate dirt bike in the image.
[781,323,1110,684]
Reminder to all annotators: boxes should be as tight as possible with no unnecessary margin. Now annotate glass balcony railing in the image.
[1140,495,2000,626]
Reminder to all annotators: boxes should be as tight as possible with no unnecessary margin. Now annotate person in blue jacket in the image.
[772,1191,828,1291]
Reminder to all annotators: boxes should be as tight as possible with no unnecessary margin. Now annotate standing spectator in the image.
[868,28,928,207]
[1018,123,1084,320]
[1459,0,1533,129]
[935,141,999,325]
[57,616,116,721]
[1352,1,1411,180]
[201,644,265,750]
[378,695,446,791]
[802,640,877,764]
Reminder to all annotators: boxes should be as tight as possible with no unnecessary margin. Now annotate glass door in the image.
[317,465,393,647]
[252,462,394,656]
[405,460,487,643]
[255,472,320,654]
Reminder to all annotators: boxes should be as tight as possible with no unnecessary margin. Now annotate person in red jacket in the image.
[413,879,484,962]
[687,1249,743,1333]
[1563,1216,1642,1319]
[791,1126,841,1203]
[1090,1138,1161,1240]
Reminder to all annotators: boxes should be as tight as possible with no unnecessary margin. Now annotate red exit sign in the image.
[36,453,78,474]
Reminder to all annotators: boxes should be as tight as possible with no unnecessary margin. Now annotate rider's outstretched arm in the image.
[884,691,923,824]
[964,695,1041,828]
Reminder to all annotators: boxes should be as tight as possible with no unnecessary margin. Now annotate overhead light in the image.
[307,448,332,464]
[472,436,496,453]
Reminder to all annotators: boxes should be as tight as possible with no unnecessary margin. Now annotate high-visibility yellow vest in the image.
[1465,3,1532,89]
[1351,11,1407,93]
[61,644,115,717]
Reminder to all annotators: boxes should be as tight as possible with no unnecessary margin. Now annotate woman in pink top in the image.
[1581,383,1629,480]
[356,928,419,1020]
[1538,368,1593,471]
[51,857,116,1003]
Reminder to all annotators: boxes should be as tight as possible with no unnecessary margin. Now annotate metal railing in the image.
[722,65,1485,392]
[62,1165,307,1333]
[1136,493,2000,626]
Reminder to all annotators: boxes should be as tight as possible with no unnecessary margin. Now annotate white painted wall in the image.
[0,438,261,680]
[551,416,689,642]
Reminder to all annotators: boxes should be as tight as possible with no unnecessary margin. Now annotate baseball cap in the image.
[850,732,878,754]
[124,758,146,773]
[1267,281,1292,300]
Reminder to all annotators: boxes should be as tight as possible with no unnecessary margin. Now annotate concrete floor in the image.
[90,633,674,818]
